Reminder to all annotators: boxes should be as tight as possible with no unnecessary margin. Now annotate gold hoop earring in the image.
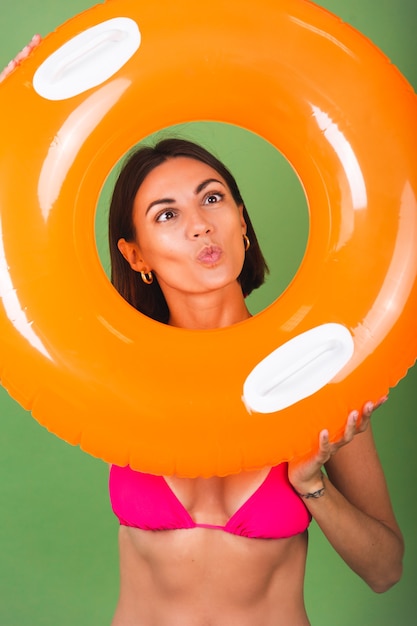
[141,271,153,285]
[243,234,250,252]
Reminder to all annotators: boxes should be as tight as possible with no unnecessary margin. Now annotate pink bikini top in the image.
[109,463,311,539]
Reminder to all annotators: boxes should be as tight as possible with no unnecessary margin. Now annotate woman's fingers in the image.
[289,396,388,492]
[357,400,376,433]
[345,409,359,439]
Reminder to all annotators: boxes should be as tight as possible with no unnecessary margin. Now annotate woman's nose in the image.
[187,209,213,238]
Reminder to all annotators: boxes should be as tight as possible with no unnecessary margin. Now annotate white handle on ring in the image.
[33,17,141,100]
[243,323,354,413]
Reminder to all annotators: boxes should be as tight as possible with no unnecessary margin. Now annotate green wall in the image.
[0,1,416,624]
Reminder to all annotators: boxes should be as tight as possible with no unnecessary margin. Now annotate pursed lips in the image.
[197,245,223,265]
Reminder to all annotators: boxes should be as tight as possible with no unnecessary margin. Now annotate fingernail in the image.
[376,395,388,407]
[320,429,329,441]
[364,401,374,414]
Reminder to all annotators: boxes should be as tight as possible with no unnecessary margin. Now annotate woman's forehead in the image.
[136,157,228,201]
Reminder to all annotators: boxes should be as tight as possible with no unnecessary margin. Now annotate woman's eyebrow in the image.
[146,197,175,214]
[195,178,225,194]
[145,179,225,214]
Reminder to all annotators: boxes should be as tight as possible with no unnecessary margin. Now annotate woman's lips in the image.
[197,245,223,265]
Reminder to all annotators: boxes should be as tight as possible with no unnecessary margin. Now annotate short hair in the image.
[108,138,269,323]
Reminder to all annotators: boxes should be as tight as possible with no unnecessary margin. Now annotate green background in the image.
[0,1,416,624]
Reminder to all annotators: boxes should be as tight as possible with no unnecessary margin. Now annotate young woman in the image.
[107,138,404,625]
[0,36,404,623]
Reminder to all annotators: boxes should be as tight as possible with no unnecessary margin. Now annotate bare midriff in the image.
[111,525,310,626]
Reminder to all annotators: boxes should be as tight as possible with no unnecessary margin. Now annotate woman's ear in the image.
[117,238,149,273]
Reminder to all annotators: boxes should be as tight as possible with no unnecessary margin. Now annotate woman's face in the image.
[118,157,247,300]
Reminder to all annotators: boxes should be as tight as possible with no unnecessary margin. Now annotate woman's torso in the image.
[110,464,311,626]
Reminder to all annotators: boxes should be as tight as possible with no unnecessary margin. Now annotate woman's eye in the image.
[156,209,176,222]
[204,192,224,204]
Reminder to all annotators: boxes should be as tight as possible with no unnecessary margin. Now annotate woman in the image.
[0,39,404,623]
[107,138,403,625]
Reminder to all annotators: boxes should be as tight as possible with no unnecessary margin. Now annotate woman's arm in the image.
[288,402,404,593]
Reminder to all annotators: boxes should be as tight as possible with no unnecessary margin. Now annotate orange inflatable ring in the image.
[0,0,416,477]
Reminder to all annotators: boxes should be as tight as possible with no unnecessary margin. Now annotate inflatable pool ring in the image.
[0,0,416,477]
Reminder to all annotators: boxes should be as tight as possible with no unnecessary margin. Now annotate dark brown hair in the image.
[109,138,269,323]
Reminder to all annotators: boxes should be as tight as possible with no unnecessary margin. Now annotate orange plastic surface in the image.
[0,0,416,476]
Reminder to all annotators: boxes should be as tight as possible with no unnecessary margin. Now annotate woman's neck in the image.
[166,283,251,330]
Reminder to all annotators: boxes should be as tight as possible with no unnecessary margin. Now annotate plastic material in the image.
[0,0,416,477]
[243,324,354,413]
[33,17,141,100]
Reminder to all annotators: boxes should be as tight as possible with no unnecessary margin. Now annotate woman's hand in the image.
[288,396,388,496]
[0,34,42,83]
[287,394,403,591]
